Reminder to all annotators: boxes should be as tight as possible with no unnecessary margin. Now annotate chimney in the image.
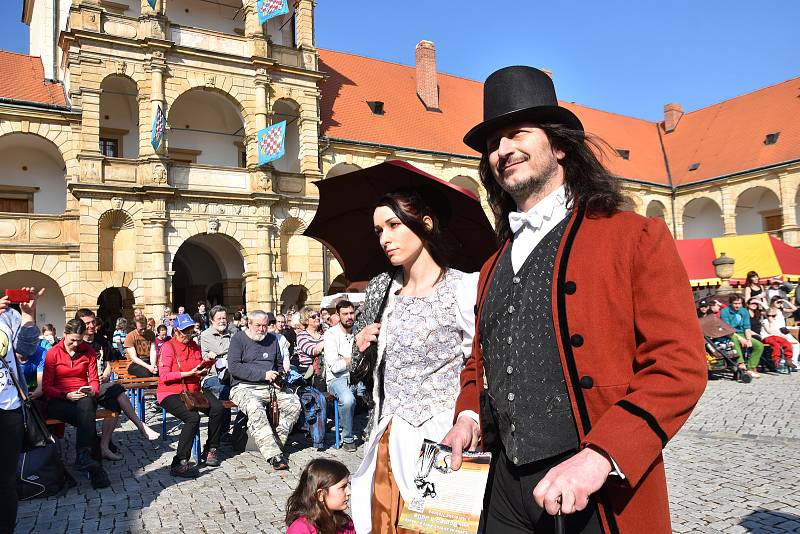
[663,103,684,133]
[416,40,440,111]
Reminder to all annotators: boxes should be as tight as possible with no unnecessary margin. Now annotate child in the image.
[286,459,355,534]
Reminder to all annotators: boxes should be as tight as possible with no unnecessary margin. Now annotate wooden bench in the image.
[46,408,119,426]
[109,360,159,422]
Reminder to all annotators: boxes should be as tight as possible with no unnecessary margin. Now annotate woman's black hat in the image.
[463,65,584,153]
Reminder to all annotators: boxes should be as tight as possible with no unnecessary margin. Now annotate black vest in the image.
[480,217,579,466]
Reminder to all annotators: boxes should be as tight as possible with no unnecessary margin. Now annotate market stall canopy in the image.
[676,233,800,287]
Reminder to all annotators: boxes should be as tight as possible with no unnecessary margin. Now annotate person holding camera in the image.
[157,313,224,478]
[228,310,300,471]
[0,288,43,534]
[767,295,800,366]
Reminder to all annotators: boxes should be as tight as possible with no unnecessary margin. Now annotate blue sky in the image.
[2,1,798,120]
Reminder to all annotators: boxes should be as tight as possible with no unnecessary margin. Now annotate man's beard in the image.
[246,330,267,342]
[497,154,559,205]
[214,324,227,333]
[341,319,354,329]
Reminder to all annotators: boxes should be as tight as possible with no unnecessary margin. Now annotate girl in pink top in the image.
[286,459,355,534]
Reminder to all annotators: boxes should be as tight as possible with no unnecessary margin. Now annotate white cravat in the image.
[508,185,569,273]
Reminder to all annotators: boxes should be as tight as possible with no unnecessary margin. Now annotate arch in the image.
[100,74,140,159]
[328,274,349,295]
[450,175,482,199]
[0,132,67,214]
[264,1,296,46]
[168,87,247,167]
[0,270,66,332]
[619,194,641,213]
[98,210,136,272]
[682,197,724,239]
[646,200,667,220]
[97,286,135,336]
[280,284,308,313]
[171,233,246,314]
[735,186,781,235]
[325,162,361,179]
[279,217,310,273]
[271,98,300,173]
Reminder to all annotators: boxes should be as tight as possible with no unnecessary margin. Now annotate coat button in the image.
[512,276,521,284]
[510,423,516,432]
[564,281,577,295]
[513,456,519,464]
[570,334,584,347]
[508,305,515,314]
[507,336,513,345]
[507,392,515,401]
[580,375,594,389]
[506,365,514,375]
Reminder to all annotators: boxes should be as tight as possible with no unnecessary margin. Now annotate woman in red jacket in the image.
[158,313,223,478]
[42,319,101,471]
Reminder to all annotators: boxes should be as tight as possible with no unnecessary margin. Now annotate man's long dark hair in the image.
[479,124,625,242]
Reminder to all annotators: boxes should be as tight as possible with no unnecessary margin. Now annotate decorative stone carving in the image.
[31,220,62,240]
[0,220,17,239]
[206,75,217,87]
[152,163,168,184]
[116,61,128,76]
[208,218,220,234]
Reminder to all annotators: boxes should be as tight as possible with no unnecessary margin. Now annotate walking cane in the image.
[555,500,565,534]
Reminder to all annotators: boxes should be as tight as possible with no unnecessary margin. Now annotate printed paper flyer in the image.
[398,440,491,534]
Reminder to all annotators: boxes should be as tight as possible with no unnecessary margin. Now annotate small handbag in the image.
[0,354,56,451]
[173,352,210,411]
[350,275,394,385]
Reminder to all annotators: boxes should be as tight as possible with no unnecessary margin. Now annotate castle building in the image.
[0,1,798,331]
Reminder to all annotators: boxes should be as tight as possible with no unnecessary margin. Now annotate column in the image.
[293,0,315,48]
[78,88,103,182]
[255,72,270,131]
[143,217,169,319]
[150,61,166,156]
[222,279,244,308]
[779,172,800,246]
[720,188,737,236]
[256,218,277,311]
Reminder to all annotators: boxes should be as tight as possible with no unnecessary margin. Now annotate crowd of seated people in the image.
[697,272,800,376]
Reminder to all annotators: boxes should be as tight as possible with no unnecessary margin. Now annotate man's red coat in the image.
[455,207,708,533]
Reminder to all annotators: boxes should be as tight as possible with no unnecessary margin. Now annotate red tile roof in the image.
[661,77,800,185]
[0,51,66,107]
[319,48,800,188]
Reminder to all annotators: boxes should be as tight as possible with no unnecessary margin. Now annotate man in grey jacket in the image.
[227,310,300,471]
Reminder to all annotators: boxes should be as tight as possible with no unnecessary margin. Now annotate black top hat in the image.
[463,66,583,153]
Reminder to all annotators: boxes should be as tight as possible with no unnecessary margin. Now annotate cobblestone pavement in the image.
[15,373,800,533]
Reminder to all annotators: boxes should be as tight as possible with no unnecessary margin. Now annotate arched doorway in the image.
[0,133,67,214]
[736,187,781,235]
[99,75,139,159]
[97,286,135,337]
[168,88,246,167]
[171,233,245,316]
[646,200,667,220]
[325,163,361,179]
[682,197,724,239]
[450,175,482,199]
[0,270,66,333]
[328,274,349,294]
[280,284,308,313]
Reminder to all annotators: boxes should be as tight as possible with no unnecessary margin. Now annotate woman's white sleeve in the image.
[455,271,480,360]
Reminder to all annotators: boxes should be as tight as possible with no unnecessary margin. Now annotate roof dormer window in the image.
[616,149,630,160]
[367,101,385,115]
[688,162,700,171]
[764,132,780,145]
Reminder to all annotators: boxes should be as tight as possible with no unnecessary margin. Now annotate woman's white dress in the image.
[350,268,479,533]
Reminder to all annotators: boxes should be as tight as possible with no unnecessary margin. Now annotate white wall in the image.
[168,0,243,35]
[0,270,66,333]
[265,9,294,46]
[683,199,724,239]
[168,90,244,167]
[100,81,139,159]
[0,136,67,214]
[736,188,780,235]
[28,0,72,81]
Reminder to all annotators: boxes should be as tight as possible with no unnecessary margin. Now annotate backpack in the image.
[297,386,327,449]
[17,441,72,500]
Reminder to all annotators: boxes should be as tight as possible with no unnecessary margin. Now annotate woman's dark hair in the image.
[63,318,86,336]
[479,124,625,242]
[748,299,764,323]
[746,271,759,285]
[376,188,452,269]
[286,459,351,534]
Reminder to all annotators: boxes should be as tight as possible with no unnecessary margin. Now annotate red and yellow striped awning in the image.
[676,233,800,287]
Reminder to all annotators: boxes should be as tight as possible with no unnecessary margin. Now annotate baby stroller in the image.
[699,315,752,383]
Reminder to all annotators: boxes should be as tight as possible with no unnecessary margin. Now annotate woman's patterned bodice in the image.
[381,269,466,426]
